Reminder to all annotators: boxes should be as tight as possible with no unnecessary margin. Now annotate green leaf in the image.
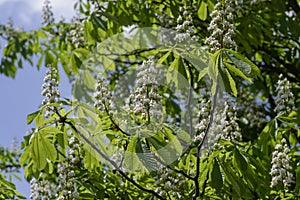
[37,53,44,70]
[31,130,57,171]
[157,51,171,64]
[198,67,208,81]
[225,68,237,97]
[225,49,262,80]
[19,147,31,166]
[84,148,98,170]
[198,1,207,21]
[210,157,223,191]
[124,136,143,172]
[167,57,187,88]
[233,149,248,171]
[295,167,300,192]
[223,62,252,83]
[138,139,159,172]
[83,70,96,90]
[199,157,211,190]
[26,110,40,125]
[219,160,241,196]
[208,50,220,81]
[167,58,179,83]
[69,53,82,74]
[163,126,183,155]
[45,51,55,66]
[91,13,107,31]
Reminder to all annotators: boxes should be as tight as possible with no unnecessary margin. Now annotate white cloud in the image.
[0,0,75,23]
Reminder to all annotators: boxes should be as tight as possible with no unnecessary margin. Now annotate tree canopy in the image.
[0,0,300,199]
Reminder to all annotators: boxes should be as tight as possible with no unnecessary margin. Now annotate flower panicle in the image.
[205,0,237,52]
[94,74,114,116]
[41,65,60,117]
[274,74,295,115]
[42,0,54,26]
[174,6,198,42]
[70,12,85,48]
[126,58,162,120]
[270,138,293,188]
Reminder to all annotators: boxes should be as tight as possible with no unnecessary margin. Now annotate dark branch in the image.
[193,80,219,199]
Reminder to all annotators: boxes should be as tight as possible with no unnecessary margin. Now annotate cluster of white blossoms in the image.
[126,59,162,121]
[237,88,266,129]
[57,136,82,200]
[217,100,242,142]
[41,66,60,117]
[274,74,295,115]
[42,0,54,26]
[5,17,15,38]
[94,74,114,115]
[195,93,242,150]
[69,13,85,48]
[154,167,186,198]
[205,0,237,52]
[208,98,242,150]
[174,6,197,42]
[29,176,57,199]
[194,97,211,143]
[270,138,293,188]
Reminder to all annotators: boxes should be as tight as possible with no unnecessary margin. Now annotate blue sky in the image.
[0,0,74,197]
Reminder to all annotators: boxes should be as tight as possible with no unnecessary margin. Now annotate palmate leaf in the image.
[225,49,262,80]
[223,62,252,83]
[29,128,58,171]
[213,49,262,96]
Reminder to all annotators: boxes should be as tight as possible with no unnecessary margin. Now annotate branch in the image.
[193,80,219,200]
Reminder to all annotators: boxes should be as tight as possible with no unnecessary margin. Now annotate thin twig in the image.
[193,80,219,199]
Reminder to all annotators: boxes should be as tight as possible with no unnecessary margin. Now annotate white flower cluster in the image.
[5,17,15,38]
[41,66,60,117]
[155,12,175,29]
[195,94,242,151]
[42,0,54,26]
[57,136,82,200]
[205,0,237,52]
[94,74,114,115]
[126,59,162,121]
[154,167,186,198]
[174,7,197,42]
[275,74,295,115]
[69,13,85,48]
[237,87,266,129]
[29,176,57,199]
[217,100,242,142]
[270,138,293,188]
[194,97,211,143]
